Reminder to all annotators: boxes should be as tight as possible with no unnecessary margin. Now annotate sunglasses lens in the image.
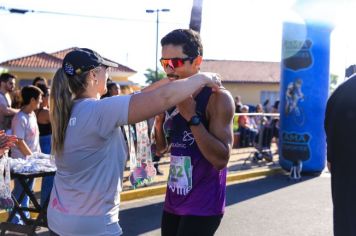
[161,59,177,68]
[171,59,184,68]
[160,59,170,68]
[160,57,193,69]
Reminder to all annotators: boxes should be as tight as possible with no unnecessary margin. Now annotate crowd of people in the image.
[233,95,280,151]
[0,73,54,223]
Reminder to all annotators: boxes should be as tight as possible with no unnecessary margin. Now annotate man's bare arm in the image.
[178,89,235,170]
[0,104,19,116]
[153,113,168,154]
[16,139,32,157]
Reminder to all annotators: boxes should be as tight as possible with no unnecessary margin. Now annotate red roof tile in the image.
[50,47,78,60]
[200,60,281,83]
[0,47,136,73]
[0,52,62,69]
[49,48,136,73]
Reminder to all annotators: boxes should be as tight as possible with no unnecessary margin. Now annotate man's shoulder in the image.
[14,111,28,121]
[328,77,356,104]
[208,88,234,106]
[11,112,29,129]
[207,88,235,117]
[0,93,7,105]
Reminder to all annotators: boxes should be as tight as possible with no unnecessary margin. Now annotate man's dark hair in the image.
[107,82,118,91]
[273,100,280,110]
[36,83,49,97]
[32,76,48,86]
[161,29,203,58]
[106,77,113,85]
[0,73,16,83]
[21,85,43,106]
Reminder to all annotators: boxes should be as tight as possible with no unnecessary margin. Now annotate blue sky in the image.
[0,0,355,85]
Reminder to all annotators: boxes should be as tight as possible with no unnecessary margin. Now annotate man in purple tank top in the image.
[154,29,235,236]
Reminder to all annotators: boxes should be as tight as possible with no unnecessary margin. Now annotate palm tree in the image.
[189,0,204,32]
[144,68,165,84]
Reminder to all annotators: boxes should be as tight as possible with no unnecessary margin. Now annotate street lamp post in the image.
[146,8,170,81]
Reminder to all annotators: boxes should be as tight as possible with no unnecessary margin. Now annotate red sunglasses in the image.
[160,57,196,69]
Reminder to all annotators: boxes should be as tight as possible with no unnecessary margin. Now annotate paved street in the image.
[3,171,332,235]
[119,172,332,236]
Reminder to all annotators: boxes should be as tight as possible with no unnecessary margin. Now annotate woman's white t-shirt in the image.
[48,95,131,236]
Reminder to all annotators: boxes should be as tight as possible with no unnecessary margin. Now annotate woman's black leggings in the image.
[161,210,223,236]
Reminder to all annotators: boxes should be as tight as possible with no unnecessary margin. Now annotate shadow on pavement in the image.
[119,202,163,236]
[226,173,318,206]
[227,159,278,172]
[119,173,319,236]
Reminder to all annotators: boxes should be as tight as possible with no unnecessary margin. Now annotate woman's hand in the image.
[0,130,18,156]
[190,72,222,91]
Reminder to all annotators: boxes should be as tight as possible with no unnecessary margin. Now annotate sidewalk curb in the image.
[121,166,283,201]
[0,167,283,222]
[226,166,283,183]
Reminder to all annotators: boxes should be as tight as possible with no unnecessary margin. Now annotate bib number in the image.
[168,155,192,196]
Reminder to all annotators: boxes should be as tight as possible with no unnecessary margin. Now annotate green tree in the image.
[144,68,165,84]
[329,73,338,94]
[0,68,8,74]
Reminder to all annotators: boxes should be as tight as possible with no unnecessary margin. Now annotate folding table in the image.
[0,171,55,236]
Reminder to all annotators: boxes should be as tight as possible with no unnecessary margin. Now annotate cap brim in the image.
[101,57,119,68]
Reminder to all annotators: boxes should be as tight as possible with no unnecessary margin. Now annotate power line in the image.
[0,5,185,24]
[0,6,148,22]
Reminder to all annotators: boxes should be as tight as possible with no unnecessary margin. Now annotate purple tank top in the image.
[163,87,227,216]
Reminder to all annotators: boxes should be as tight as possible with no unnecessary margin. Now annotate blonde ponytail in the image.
[50,69,73,155]
[50,67,89,155]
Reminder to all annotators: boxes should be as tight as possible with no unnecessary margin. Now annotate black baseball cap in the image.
[62,48,119,76]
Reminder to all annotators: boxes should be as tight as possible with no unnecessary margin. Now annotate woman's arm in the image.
[140,78,172,93]
[0,104,19,116]
[128,73,220,124]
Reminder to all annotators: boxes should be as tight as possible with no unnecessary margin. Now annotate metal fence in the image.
[233,113,280,164]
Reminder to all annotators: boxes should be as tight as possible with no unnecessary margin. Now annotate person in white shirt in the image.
[10,85,42,224]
